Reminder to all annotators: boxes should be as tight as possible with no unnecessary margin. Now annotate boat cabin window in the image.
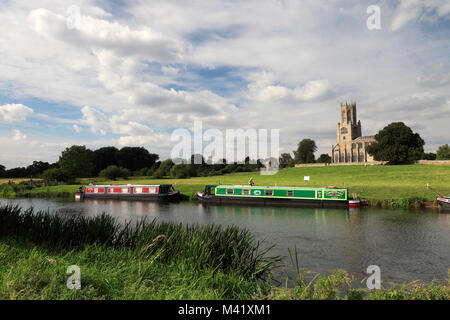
[226,189,234,195]
[287,190,294,196]
[264,190,273,196]
[242,189,250,195]
[160,186,170,193]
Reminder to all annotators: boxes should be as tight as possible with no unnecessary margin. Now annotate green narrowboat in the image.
[196,185,352,208]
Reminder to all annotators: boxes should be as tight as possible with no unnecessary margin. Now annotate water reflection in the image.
[1,198,448,283]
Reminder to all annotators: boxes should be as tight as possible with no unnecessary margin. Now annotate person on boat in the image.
[249,177,254,186]
[77,186,83,193]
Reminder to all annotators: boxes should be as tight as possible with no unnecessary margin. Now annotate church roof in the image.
[353,135,375,141]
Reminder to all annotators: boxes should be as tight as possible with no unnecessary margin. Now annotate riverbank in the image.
[1,164,449,209]
[0,204,448,300]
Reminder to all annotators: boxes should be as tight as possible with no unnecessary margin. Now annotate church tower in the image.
[332,101,375,163]
[336,101,361,146]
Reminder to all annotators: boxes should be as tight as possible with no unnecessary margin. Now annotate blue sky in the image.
[0,0,449,168]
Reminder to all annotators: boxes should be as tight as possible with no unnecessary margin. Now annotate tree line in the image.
[0,145,263,182]
[1,122,449,180]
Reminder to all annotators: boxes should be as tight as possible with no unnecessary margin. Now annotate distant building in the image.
[331,102,375,163]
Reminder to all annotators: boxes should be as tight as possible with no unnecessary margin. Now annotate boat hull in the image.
[437,197,450,211]
[197,193,348,208]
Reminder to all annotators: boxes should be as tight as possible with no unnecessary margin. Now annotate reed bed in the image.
[0,203,276,280]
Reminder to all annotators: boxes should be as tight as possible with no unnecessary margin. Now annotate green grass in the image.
[0,203,276,299]
[0,238,263,299]
[0,204,448,300]
[0,204,275,279]
[1,164,450,207]
[269,269,450,300]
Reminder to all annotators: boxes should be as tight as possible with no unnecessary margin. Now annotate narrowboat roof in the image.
[85,184,173,187]
[216,185,345,190]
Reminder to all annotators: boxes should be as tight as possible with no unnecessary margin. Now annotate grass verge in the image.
[2,164,450,208]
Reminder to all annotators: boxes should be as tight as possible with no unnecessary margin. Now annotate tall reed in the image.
[0,204,277,279]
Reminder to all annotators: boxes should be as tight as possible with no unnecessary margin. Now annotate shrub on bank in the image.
[41,168,69,183]
[98,165,130,180]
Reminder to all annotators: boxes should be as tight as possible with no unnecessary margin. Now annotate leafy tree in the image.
[93,146,119,175]
[58,145,94,178]
[41,168,69,183]
[99,165,130,180]
[133,167,149,176]
[317,153,332,164]
[422,152,436,160]
[0,164,5,177]
[116,147,159,171]
[170,163,191,179]
[212,159,227,171]
[26,161,51,177]
[158,159,175,176]
[151,168,164,179]
[279,153,293,168]
[436,144,450,160]
[3,167,28,178]
[294,139,317,164]
[146,161,161,176]
[366,122,424,164]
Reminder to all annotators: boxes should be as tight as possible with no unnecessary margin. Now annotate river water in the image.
[1,198,449,284]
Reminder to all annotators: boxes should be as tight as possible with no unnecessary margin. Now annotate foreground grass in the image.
[0,239,262,299]
[2,164,449,207]
[0,204,275,299]
[1,240,448,300]
[0,204,448,300]
[270,269,450,300]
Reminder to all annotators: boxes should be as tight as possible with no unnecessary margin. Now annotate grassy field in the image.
[0,178,42,184]
[1,164,449,207]
[0,204,448,300]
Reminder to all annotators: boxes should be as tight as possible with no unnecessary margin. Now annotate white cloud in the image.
[11,129,27,141]
[161,66,180,76]
[390,0,450,31]
[28,7,186,63]
[81,105,109,135]
[0,104,34,122]
[417,64,450,87]
[249,78,334,102]
[73,124,83,133]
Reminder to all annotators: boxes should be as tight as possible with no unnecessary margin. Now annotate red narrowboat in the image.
[77,184,180,201]
[437,196,450,211]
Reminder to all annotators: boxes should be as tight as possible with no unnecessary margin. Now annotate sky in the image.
[0,0,449,168]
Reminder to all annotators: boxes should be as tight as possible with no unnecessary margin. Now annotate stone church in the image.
[331,102,376,163]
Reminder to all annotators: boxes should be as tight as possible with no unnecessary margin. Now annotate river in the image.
[1,198,449,284]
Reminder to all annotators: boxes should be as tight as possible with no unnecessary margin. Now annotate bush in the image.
[99,165,130,180]
[317,154,331,164]
[436,144,450,160]
[146,161,161,176]
[422,152,436,160]
[133,167,148,176]
[41,168,69,183]
[151,168,164,179]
